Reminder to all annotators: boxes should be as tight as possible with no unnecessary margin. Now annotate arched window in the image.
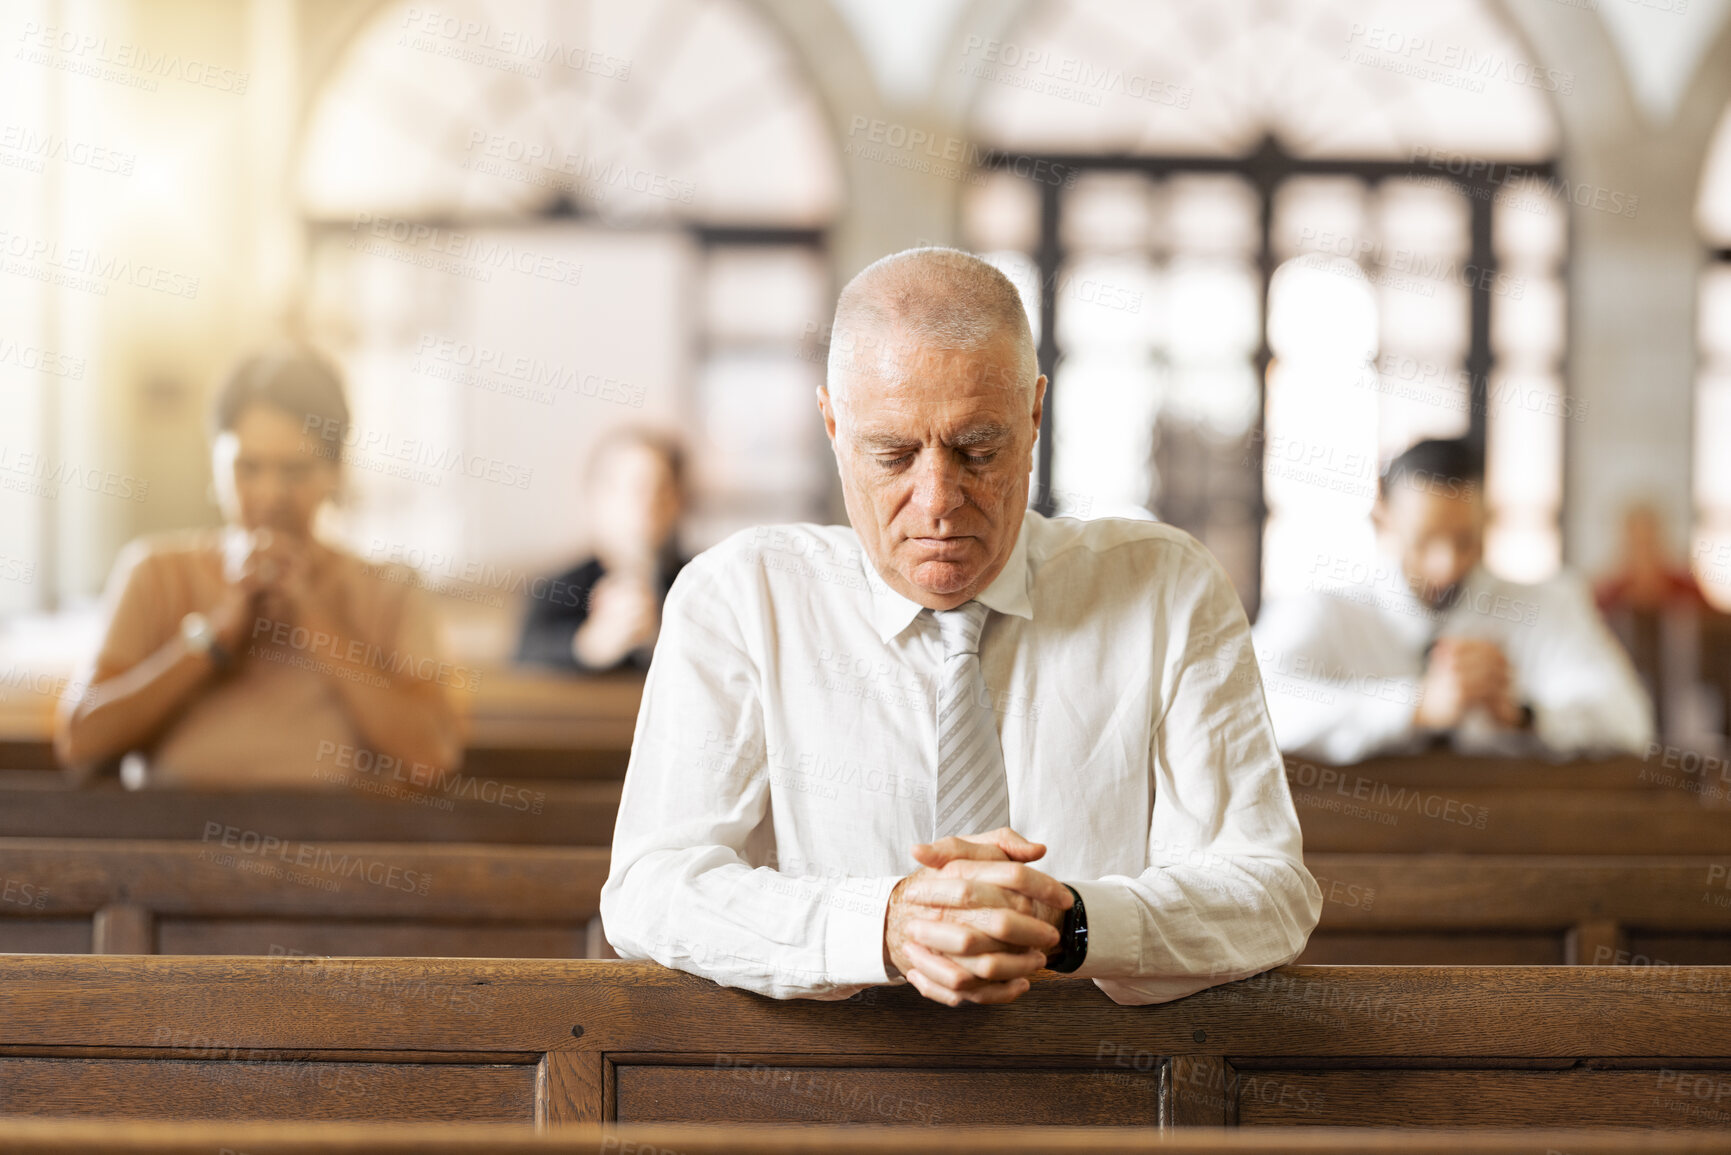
[296,0,842,597]
[1696,102,1731,609]
[962,0,1565,613]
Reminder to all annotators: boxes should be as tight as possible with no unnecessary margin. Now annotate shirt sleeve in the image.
[598,552,904,1001]
[1072,541,1323,1006]
[1250,592,1424,764]
[1519,571,1656,756]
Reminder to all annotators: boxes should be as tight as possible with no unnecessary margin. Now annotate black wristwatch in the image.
[1046,884,1088,973]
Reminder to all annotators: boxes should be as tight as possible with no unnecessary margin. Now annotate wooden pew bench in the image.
[10,753,1722,855]
[4,1120,1731,1154]
[0,782,620,845]
[452,667,642,784]
[1294,783,1730,854]
[1286,751,1726,795]
[0,840,610,958]
[2,958,1729,1129]
[12,838,1729,970]
[1286,751,1731,855]
[1302,855,1731,965]
[0,666,644,782]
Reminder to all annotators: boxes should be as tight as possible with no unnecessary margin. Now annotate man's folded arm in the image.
[602,838,905,1001]
[1065,851,1321,1006]
[598,558,904,1001]
[1074,542,1322,1007]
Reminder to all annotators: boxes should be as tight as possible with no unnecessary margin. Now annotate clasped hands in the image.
[882,827,1073,1007]
[208,529,348,662]
[1414,637,1530,732]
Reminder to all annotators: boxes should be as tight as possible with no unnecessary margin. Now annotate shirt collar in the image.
[863,509,1037,644]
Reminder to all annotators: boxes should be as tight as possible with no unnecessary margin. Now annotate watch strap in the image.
[1046,883,1088,973]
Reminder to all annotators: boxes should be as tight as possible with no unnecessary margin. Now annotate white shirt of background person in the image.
[1253,445,1654,765]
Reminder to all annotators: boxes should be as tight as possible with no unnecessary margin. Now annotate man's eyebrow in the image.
[855,425,1013,451]
[949,423,1012,448]
[857,432,921,451]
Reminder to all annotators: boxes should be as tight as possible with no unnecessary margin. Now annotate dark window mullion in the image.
[1465,189,1497,457]
[1033,176,1063,516]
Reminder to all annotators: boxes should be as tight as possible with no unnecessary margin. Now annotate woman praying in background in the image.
[55,347,462,787]
[515,429,687,673]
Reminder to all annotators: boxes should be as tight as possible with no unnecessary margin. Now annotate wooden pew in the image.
[5,774,1721,857]
[0,782,619,845]
[1302,855,1731,966]
[13,837,1729,970]
[0,840,610,958]
[7,747,1726,857]
[3,958,1731,1129]
[0,676,61,774]
[1293,781,1730,854]
[0,666,643,782]
[4,1120,1731,1154]
[1286,751,1722,794]
[459,668,641,783]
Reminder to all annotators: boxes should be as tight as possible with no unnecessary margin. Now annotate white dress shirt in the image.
[600,510,1321,1005]
[1252,559,1655,765]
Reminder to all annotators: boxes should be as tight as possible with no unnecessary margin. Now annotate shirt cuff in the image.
[822,876,903,987]
[1061,878,1141,981]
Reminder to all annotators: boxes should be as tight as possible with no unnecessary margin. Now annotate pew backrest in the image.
[2,959,1729,1130]
[0,783,621,845]
[1303,854,1731,965]
[1295,786,1730,854]
[0,840,609,958]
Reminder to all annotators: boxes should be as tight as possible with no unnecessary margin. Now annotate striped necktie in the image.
[931,600,1011,838]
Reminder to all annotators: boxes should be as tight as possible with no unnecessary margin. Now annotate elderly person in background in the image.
[55,347,462,787]
[515,428,687,673]
[1253,438,1653,764]
[1595,502,1708,615]
[601,247,1319,1007]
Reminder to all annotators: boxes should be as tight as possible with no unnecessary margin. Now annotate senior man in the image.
[600,247,1320,1007]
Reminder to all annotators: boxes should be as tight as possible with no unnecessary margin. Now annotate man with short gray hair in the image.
[601,247,1320,1006]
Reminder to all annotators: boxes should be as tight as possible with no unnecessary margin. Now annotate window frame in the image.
[980,135,1563,616]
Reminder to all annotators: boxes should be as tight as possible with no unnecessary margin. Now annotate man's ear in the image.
[1030,374,1047,439]
[817,386,838,444]
[1370,495,1388,535]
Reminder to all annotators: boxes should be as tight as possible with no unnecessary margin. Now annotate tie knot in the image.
[933,600,990,658]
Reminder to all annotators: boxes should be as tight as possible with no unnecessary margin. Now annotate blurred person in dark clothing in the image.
[516,429,688,672]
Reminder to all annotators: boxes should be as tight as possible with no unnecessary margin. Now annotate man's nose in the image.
[910,451,965,519]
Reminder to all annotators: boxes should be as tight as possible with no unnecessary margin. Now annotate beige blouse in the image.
[70,527,459,788]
